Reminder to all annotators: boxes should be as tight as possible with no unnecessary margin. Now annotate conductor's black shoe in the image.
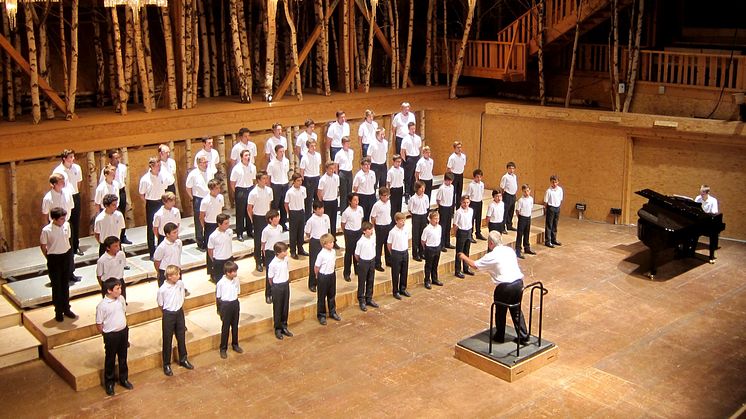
[330,312,342,321]
[413,256,422,262]
[393,293,402,300]
[256,263,264,272]
[366,300,379,308]
[75,249,84,256]
[119,379,133,390]
[400,290,411,297]
[517,253,525,259]
[309,285,317,292]
[491,334,505,343]
[545,242,555,248]
[525,249,537,255]
[179,359,194,370]
[121,238,133,245]
[220,350,228,359]
[275,330,284,340]
[553,241,562,246]
[298,249,310,256]
[281,329,293,337]
[424,282,432,290]
[359,302,367,312]
[232,344,244,353]
[375,265,385,272]
[163,364,173,376]
[64,310,78,319]
[105,383,115,396]
[55,314,64,322]
[432,279,444,286]
[513,337,531,345]
[464,270,475,276]
[469,238,477,244]
[445,244,456,249]
[265,296,272,304]
[318,317,327,325]
[441,248,447,253]
[344,275,352,282]
[455,272,465,279]
[237,236,244,242]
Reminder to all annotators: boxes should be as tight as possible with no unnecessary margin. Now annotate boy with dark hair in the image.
[199,179,225,260]
[208,213,233,283]
[216,261,243,358]
[341,193,364,282]
[96,236,127,299]
[315,233,341,325]
[40,207,77,322]
[422,210,444,288]
[515,184,536,259]
[387,212,411,300]
[153,192,181,245]
[486,189,505,235]
[248,171,273,272]
[370,186,392,271]
[305,201,331,293]
[409,180,430,262]
[94,193,125,257]
[468,169,486,242]
[453,195,475,278]
[153,222,182,287]
[268,242,293,340]
[436,173,455,251]
[96,277,131,395]
[261,209,284,304]
[500,162,518,232]
[355,221,378,311]
[285,173,307,259]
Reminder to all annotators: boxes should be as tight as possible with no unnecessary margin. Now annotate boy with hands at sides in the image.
[216,261,244,358]
[268,242,293,340]
[315,233,341,325]
[157,265,194,377]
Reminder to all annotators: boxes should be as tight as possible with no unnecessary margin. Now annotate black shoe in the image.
[393,293,402,300]
[413,256,422,262]
[281,329,293,337]
[179,359,194,369]
[197,247,206,253]
[507,227,517,231]
[366,300,379,308]
[424,282,432,290]
[123,265,131,270]
[237,236,245,242]
[553,241,562,246]
[455,272,465,279]
[517,253,525,259]
[55,314,64,322]
[291,253,298,260]
[469,238,477,244]
[375,265,385,272]
[463,270,475,276]
[275,329,284,340]
[359,302,367,312]
[232,344,244,353]
[441,248,447,253]
[309,285,317,292]
[525,249,536,255]
[476,234,486,241]
[445,244,455,249]
[491,334,505,343]
[121,238,133,245]
[119,379,133,390]
[163,364,173,376]
[298,249,310,256]
[318,317,327,325]
[64,310,78,319]
[513,336,531,345]
[72,275,82,282]
[330,312,341,321]
[220,350,227,359]
[545,242,555,248]
[105,383,115,396]
[75,249,84,256]
[257,263,264,272]
[432,279,444,286]
[265,296,272,304]
[344,275,351,282]
[400,290,411,297]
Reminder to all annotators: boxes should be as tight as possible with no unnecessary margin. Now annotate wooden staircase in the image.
[0,294,41,369]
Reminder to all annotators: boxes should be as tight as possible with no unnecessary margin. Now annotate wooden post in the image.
[111,7,128,115]
[10,161,19,250]
[185,138,193,171]
[401,0,413,89]
[86,151,98,233]
[120,147,134,228]
[364,0,378,92]
[449,0,476,99]
[141,7,156,110]
[24,2,41,124]
[2,8,15,121]
[66,0,79,119]
[92,10,106,108]
[229,0,249,102]
[132,8,152,112]
[623,0,644,113]
[265,0,279,101]
[425,0,434,86]
[565,0,583,108]
[161,6,178,110]
[283,0,303,100]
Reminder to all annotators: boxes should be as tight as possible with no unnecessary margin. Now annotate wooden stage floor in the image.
[0,218,744,417]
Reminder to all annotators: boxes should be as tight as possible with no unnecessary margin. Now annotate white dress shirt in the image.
[500,173,518,195]
[96,296,127,333]
[468,181,485,202]
[305,214,331,239]
[327,121,350,147]
[295,131,318,156]
[695,195,719,214]
[157,280,185,311]
[318,174,340,201]
[99,163,128,187]
[421,224,441,247]
[315,248,337,274]
[371,200,392,225]
[194,148,220,178]
[545,186,564,207]
[97,251,126,280]
[354,235,376,260]
[154,238,182,269]
[387,166,405,188]
[40,222,71,254]
[387,225,409,251]
[42,189,74,221]
[437,184,454,207]
[367,139,389,165]
[160,159,177,186]
[95,180,121,208]
[262,224,284,250]
[334,148,354,171]
[53,163,82,194]
[231,141,257,165]
[392,111,415,138]
[341,206,364,231]
[358,120,378,145]
[200,194,225,223]
[486,201,505,223]
[516,196,534,217]
[285,186,307,211]
[475,245,524,285]
[208,228,233,259]
[409,193,430,215]
[139,171,172,200]
[230,162,257,188]
[216,276,240,301]
[453,207,474,230]
[267,158,290,184]
[353,170,376,195]
[153,206,181,236]
[416,157,434,180]
[268,257,290,284]
[94,211,125,241]
[186,168,212,198]
[265,136,288,161]
[447,153,466,174]
[300,152,322,177]
[401,134,422,158]
[248,186,273,216]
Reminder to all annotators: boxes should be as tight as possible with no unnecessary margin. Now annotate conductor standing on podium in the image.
[458,231,530,345]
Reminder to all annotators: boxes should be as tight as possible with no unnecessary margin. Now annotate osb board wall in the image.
[630,137,744,239]
[424,110,482,181]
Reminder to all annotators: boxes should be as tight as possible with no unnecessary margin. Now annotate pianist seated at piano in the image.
[694,185,718,214]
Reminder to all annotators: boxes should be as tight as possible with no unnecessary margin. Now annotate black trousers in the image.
[411,213,428,259]
[271,183,289,227]
[403,155,420,197]
[166,184,176,194]
[234,186,253,239]
[192,197,204,248]
[271,282,290,330]
[390,187,404,219]
[390,249,409,294]
[371,163,387,189]
[252,215,268,265]
[470,200,484,238]
[330,146,341,161]
[374,223,392,268]
[308,238,321,288]
[359,193,376,222]
[395,136,403,156]
[204,222,217,266]
[338,170,352,213]
[103,327,129,385]
[455,229,472,273]
[422,179,433,199]
[438,205,454,247]
[47,251,72,316]
[361,143,369,157]
[493,279,528,342]
[488,221,505,234]
[303,176,320,220]
[288,209,305,254]
[357,259,375,302]
[264,249,275,299]
[118,187,128,241]
[503,192,516,229]
[343,229,362,278]
[516,215,531,253]
[424,245,441,284]
[211,258,232,283]
[219,299,240,350]
[317,272,337,318]
[323,200,338,241]
[545,205,560,245]
[146,199,160,258]
[162,308,187,365]
[70,193,81,252]
[452,173,464,208]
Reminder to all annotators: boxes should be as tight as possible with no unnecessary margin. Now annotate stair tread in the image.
[0,325,41,356]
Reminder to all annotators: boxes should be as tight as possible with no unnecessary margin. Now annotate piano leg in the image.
[708,234,718,264]
[649,249,658,280]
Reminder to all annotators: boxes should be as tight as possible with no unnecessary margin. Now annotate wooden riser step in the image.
[0,295,21,329]
[0,325,41,369]
[47,229,544,391]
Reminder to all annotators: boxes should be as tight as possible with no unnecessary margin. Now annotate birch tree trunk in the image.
[111,7,128,115]
[565,0,583,108]
[105,12,119,110]
[622,0,644,113]
[25,3,41,124]
[13,26,22,118]
[141,8,156,109]
[59,1,69,109]
[206,0,219,95]
[283,0,303,99]
[425,0,434,86]
[391,0,400,88]
[219,0,231,95]
[124,7,135,103]
[133,10,152,112]
[182,0,192,108]
[315,0,330,95]
[341,0,350,93]
[401,0,413,89]
[386,0,396,88]
[197,0,211,97]
[443,0,449,87]
[2,9,15,121]
[93,11,106,108]
[364,0,377,92]
[229,0,249,102]
[161,6,178,110]
[66,0,79,119]
[449,0,476,99]
[185,138,193,171]
[610,0,621,111]
[264,0,278,100]
[536,0,546,106]
[36,6,55,119]
[355,13,365,89]
[237,0,253,100]
[432,0,439,86]
[191,0,200,107]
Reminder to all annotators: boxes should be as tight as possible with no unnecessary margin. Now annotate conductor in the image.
[458,231,530,345]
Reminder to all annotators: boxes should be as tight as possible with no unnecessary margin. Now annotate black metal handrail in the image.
[488,281,549,359]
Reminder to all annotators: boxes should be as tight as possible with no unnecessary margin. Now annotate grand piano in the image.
[635,189,725,279]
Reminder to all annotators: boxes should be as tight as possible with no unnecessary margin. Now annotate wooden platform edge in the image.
[454,343,559,382]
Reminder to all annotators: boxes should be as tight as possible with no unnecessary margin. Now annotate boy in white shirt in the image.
[500,162,519,231]
[468,169,487,242]
[387,155,405,218]
[367,127,388,189]
[40,207,76,322]
[157,265,194,376]
[354,221,378,311]
[400,122,422,200]
[265,122,288,164]
[486,189,506,235]
[299,139,321,219]
[341,193,364,282]
[446,141,466,210]
[370,187,392,271]
[295,119,317,162]
[352,157,377,221]
[153,192,181,245]
[262,210,284,305]
[387,212,411,300]
[314,233,341,325]
[693,184,720,262]
[415,146,435,198]
[437,173,456,250]
[216,261,244,357]
[95,165,121,210]
[285,173,308,259]
[515,184,536,259]
[358,109,378,156]
[453,195,475,278]
[153,223,182,287]
[248,172,274,272]
[268,242,293,340]
[230,148,256,241]
[194,137,220,178]
[421,210,444,288]
[305,201,331,293]
[140,157,173,258]
[544,175,564,248]
[267,144,290,229]
[317,162,340,249]
[334,136,354,213]
[200,179,225,262]
[208,214,234,283]
[94,194,126,257]
[96,236,127,299]
[230,127,257,166]
[409,181,430,262]
[96,278,131,395]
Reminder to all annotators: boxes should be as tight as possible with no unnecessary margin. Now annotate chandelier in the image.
[4,1,60,30]
[104,0,167,21]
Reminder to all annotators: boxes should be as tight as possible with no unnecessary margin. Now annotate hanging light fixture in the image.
[4,0,60,30]
[103,0,167,22]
